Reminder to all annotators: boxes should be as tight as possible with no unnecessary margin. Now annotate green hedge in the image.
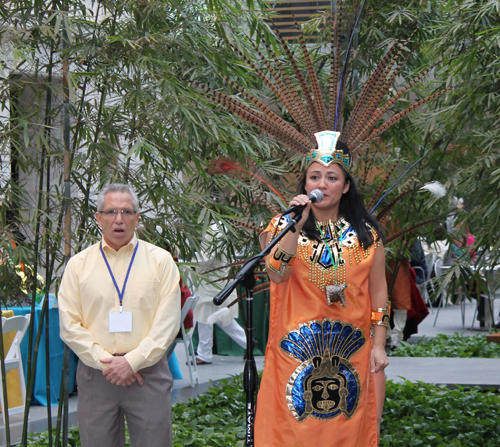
[28,375,500,447]
[381,381,500,447]
[391,333,500,358]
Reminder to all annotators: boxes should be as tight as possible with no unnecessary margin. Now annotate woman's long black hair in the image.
[298,141,385,249]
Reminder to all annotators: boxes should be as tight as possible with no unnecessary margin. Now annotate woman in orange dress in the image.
[254,132,389,447]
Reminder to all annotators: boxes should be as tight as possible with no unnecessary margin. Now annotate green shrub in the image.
[172,376,246,447]
[381,381,500,447]
[28,376,500,447]
[391,333,500,358]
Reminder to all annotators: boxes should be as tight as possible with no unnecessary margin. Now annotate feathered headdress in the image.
[188,0,458,253]
[192,1,456,172]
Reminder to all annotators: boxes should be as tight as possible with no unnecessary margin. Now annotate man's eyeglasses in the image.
[99,209,137,219]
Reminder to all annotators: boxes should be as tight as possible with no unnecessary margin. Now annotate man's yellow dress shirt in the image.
[58,235,181,373]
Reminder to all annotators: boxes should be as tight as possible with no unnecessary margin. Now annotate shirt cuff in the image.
[97,350,114,370]
[124,348,145,373]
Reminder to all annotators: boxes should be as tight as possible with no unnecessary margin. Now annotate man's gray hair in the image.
[97,183,139,212]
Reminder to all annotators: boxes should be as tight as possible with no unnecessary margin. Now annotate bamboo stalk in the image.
[61,1,72,445]
[43,195,66,447]
[20,18,60,443]
[43,21,58,444]
[44,243,52,447]
[21,303,48,446]
[0,304,12,446]
[54,344,71,447]
[21,133,46,447]
[54,363,64,447]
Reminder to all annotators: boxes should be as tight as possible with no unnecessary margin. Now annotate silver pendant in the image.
[326,284,347,307]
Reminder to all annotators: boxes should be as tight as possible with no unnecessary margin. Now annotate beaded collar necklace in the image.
[315,217,348,307]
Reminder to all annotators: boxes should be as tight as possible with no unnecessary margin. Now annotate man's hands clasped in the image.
[101,356,144,387]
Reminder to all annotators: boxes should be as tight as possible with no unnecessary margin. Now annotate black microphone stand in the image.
[213,213,303,447]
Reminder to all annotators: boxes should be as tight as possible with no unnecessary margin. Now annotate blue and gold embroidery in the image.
[280,319,366,422]
[298,218,357,292]
[268,215,378,293]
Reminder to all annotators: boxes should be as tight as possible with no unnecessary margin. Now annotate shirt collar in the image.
[101,233,138,254]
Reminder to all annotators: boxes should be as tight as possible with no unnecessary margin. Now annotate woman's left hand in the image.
[370,345,389,373]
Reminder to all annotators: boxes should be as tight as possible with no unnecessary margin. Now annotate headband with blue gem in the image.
[305,131,351,173]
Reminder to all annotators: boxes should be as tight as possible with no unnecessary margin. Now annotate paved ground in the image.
[412,296,499,338]
[1,299,499,446]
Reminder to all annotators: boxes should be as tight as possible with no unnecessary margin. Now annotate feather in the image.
[272,24,322,131]
[235,33,315,141]
[385,217,444,244]
[343,31,418,143]
[376,189,414,222]
[420,181,446,198]
[375,169,420,221]
[256,30,317,140]
[225,40,302,127]
[225,219,263,234]
[351,60,444,147]
[366,160,399,210]
[353,84,462,153]
[220,75,313,151]
[258,197,281,215]
[370,155,425,214]
[335,0,367,131]
[207,158,286,200]
[224,41,301,124]
[359,150,377,191]
[193,82,312,153]
[345,43,418,147]
[343,39,405,141]
[295,18,328,130]
[328,4,342,129]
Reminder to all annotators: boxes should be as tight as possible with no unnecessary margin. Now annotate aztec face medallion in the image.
[280,319,366,422]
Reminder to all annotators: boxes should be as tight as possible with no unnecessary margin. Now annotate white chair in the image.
[166,295,199,387]
[0,314,31,425]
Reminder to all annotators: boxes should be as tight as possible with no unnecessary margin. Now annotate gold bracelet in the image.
[371,300,391,328]
[267,243,296,276]
[276,243,296,260]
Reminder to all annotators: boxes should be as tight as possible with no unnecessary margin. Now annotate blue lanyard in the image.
[100,241,139,312]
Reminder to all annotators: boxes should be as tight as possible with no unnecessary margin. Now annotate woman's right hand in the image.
[289,194,312,229]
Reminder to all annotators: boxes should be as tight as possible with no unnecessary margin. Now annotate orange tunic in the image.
[255,215,379,447]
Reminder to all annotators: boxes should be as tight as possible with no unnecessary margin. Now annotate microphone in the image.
[281,189,324,216]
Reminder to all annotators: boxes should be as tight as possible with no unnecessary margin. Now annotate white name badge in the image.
[109,311,133,333]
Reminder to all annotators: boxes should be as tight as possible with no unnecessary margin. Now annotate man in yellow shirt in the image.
[58,183,181,447]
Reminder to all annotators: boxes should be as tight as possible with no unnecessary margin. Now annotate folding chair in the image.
[0,314,31,426]
[432,258,452,327]
[165,294,199,387]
